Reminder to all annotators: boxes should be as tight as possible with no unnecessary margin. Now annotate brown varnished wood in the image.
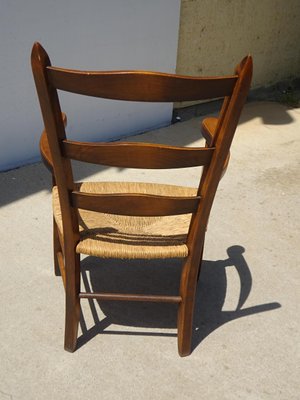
[63,140,215,169]
[39,112,67,173]
[177,56,253,356]
[201,117,217,145]
[71,191,200,216]
[79,293,182,303]
[31,42,81,353]
[40,132,53,173]
[31,41,253,357]
[64,252,80,352]
[31,43,79,246]
[57,251,66,288]
[53,218,61,276]
[47,66,238,102]
[201,117,230,179]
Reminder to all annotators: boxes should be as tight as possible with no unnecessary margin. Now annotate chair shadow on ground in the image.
[77,245,281,353]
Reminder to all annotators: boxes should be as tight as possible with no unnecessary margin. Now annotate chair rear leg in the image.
[53,217,61,276]
[64,252,81,352]
[177,276,198,356]
[197,244,204,282]
[177,250,203,357]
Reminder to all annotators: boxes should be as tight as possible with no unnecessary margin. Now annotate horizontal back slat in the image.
[71,191,200,216]
[47,67,237,102]
[62,140,215,168]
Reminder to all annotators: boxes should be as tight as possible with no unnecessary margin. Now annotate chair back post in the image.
[186,56,253,269]
[31,43,80,248]
[177,57,252,356]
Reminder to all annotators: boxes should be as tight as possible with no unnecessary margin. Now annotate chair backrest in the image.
[31,42,252,255]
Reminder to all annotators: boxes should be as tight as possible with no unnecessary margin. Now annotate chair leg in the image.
[53,218,61,276]
[197,244,204,282]
[64,252,81,352]
[177,245,204,357]
[177,270,198,357]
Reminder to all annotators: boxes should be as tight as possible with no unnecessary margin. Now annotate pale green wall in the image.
[177,0,300,94]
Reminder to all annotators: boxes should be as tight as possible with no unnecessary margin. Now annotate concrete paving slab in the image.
[0,102,299,399]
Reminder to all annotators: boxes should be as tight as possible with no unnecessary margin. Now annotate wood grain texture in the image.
[39,113,67,173]
[201,117,217,145]
[201,117,230,179]
[47,66,238,101]
[71,191,200,216]
[62,140,215,168]
[79,292,182,303]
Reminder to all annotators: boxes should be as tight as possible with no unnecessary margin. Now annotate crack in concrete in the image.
[0,390,13,400]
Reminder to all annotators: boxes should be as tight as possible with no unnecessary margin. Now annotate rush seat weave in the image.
[53,182,197,259]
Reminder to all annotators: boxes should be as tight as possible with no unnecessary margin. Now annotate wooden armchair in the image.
[31,42,252,356]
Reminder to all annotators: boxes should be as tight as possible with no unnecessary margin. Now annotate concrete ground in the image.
[0,102,299,399]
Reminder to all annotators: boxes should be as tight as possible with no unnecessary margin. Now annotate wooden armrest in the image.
[201,116,230,179]
[39,112,67,173]
[222,151,230,179]
[201,117,218,146]
[40,131,53,172]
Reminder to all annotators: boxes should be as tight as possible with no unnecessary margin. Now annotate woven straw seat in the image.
[53,182,197,259]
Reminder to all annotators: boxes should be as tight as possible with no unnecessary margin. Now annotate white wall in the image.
[0,0,181,171]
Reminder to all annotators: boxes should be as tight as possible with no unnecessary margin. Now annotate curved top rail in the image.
[47,66,238,102]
